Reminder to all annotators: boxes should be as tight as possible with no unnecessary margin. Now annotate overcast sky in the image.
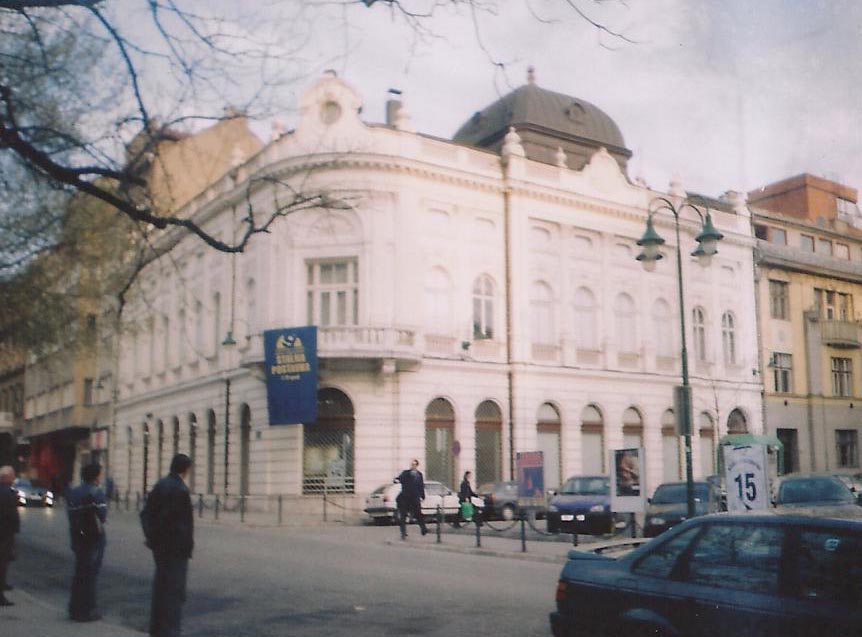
[270,0,862,200]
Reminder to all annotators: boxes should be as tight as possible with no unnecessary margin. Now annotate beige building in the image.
[752,174,862,474]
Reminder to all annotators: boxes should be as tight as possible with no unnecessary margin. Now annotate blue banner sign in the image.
[264,326,318,425]
[516,451,544,498]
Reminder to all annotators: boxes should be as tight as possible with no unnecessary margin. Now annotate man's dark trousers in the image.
[150,554,188,637]
[397,497,427,538]
[68,536,105,619]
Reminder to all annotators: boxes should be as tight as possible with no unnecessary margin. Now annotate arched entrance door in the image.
[580,405,604,474]
[425,398,455,487]
[537,403,561,490]
[303,388,355,494]
[475,400,502,487]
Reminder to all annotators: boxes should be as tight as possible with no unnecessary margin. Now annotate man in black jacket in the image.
[395,458,427,539]
[66,462,107,622]
[141,454,194,637]
[0,466,19,607]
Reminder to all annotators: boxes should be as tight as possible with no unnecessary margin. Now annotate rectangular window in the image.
[831,357,853,397]
[801,234,815,252]
[818,238,833,256]
[773,352,792,393]
[836,243,850,260]
[769,280,788,319]
[836,429,859,468]
[815,288,836,320]
[83,378,94,406]
[753,224,768,240]
[839,293,853,320]
[307,259,359,327]
[770,228,787,245]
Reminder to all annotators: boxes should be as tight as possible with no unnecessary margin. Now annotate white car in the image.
[364,480,482,525]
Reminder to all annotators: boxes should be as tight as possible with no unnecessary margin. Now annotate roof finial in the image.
[527,65,536,85]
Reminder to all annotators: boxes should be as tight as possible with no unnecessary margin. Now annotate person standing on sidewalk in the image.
[0,466,19,607]
[141,454,194,637]
[395,458,427,539]
[66,462,107,622]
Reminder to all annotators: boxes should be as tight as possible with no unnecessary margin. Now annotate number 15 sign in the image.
[723,444,770,512]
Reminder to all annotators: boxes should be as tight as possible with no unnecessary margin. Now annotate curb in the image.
[383,539,566,564]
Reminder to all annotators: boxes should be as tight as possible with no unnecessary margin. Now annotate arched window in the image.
[661,409,680,482]
[537,403,562,489]
[304,388,355,494]
[531,281,555,345]
[573,287,597,350]
[615,294,637,354]
[692,306,707,362]
[727,408,748,434]
[475,400,502,486]
[472,275,495,339]
[425,267,452,333]
[425,397,455,486]
[721,311,736,365]
[652,299,673,357]
[188,413,198,493]
[622,407,643,449]
[580,405,605,474]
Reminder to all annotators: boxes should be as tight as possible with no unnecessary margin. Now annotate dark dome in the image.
[452,82,631,172]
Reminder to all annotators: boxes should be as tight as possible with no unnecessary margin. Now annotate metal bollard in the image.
[215,495,220,520]
[475,517,482,548]
[240,495,246,523]
[277,494,283,526]
[520,510,527,553]
[436,505,443,544]
[572,532,579,547]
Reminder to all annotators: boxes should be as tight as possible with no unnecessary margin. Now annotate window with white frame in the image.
[530,281,555,345]
[615,293,637,354]
[472,274,495,339]
[721,311,736,366]
[425,267,452,333]
[769,280,788,320]
[773,352,792,393]
[692,307,707,362]
[652,299,673,357]
[815,289,853,320]
[306,259,358,327]
[836,429,859,467]
[831,357,853,397]
[573,286,597,350]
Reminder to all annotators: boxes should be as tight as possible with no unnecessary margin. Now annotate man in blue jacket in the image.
[141,454,194,637]
[395,458,427,539]
[66,462,107,622]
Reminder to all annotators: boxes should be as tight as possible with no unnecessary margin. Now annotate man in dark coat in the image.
[141,454,194,637]
[0,466,19,607]
[66,462,107,622]
[395,458,427,539]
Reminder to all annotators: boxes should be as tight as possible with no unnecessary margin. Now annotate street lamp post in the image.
[636,195,723,519]
[222,330,236,495]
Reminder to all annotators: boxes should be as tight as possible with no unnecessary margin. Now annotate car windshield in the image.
[15,478,45,488]
[778,478,854,504]
[560,477,608,496]
[652,483,710,504]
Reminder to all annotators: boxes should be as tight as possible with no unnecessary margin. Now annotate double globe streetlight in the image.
[636,195,724,519]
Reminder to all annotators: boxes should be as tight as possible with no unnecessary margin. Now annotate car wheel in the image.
[501,504,516,521]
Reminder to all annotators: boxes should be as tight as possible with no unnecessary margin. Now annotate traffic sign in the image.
[723,444,769,512]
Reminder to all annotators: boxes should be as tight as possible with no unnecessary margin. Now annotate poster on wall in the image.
[516,451,545,499]
[610,448,647,513]
[264,326,318,425]
[723,444,770,512]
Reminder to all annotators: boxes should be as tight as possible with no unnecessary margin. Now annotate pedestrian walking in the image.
[395,458,427,539]
[0,465,19,607]
[66,462,107,622]
[141,454,194,637]
[457,470,480,526]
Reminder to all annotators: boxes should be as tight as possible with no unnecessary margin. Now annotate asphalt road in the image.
[13,506,562,636]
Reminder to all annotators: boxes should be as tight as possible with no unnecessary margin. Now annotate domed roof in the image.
[452,76,630,172]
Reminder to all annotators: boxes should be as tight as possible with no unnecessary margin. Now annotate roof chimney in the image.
[386,88,403,126]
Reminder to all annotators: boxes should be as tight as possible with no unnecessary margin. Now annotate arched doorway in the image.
[474,400,502,486]
[239,404,251,496]
[622,407,643,449]
[425,398,455,487]
[580,405,604,474]
[188,413,198,493]
[303,388,355,494]
[537,403,561,490]
[206,409,216,494]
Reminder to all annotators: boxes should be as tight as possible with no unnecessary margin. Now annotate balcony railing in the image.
[821,320,862,349]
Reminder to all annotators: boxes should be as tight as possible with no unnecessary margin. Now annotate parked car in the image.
[14,477,54,507]
[773,473,862,519]
[478,481,520,521]
[550,513,862,636]
[546,475,620,535]
[363,480,481,525]
[642,480,722,538]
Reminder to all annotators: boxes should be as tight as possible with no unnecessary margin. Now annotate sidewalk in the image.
[0,588,144,637]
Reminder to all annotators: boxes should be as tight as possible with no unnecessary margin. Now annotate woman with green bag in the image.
[457,471,480,526]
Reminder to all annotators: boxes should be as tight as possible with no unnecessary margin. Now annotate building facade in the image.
[752,174,862,474]
[111,73,763,504]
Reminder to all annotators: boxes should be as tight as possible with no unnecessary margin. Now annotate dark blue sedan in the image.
[551,513,862,636]
[546,475,620,535]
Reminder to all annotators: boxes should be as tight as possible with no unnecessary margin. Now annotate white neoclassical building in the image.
[111,72,763,505]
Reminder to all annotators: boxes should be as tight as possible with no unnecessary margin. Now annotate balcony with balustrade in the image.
[820,320,862,349]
